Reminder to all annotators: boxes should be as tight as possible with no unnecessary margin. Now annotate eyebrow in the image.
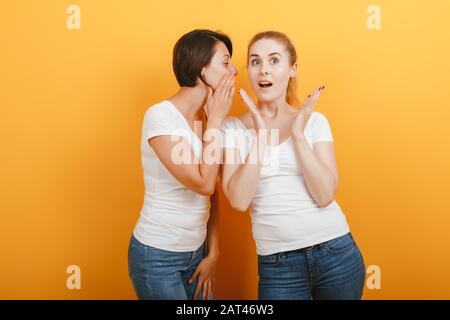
[249,52,281,58]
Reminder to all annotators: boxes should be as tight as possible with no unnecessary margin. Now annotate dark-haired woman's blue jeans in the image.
[128,233,208,300]
[258,233,366,300]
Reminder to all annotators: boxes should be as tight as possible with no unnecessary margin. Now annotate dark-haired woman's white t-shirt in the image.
[133,100,210,252]
[222,112,350,256]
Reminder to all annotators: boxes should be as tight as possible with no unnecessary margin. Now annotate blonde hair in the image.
[247,31,301,107]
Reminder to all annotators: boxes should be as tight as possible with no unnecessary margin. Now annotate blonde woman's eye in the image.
[251,59,259,66]
[271,58,279,64]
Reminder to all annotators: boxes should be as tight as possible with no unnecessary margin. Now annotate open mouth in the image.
[258,81,273,88]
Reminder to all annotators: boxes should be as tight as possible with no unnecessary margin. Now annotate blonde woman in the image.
[221,31,365,300]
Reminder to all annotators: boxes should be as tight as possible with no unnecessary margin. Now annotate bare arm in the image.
[292,138,338,207]
[149,73,235,195]
[291,85,338,207]
[221,88,268,211]
[222,136,267,211]
[205,189,220,258]
[149,118,223,195]
[188,186,221,300]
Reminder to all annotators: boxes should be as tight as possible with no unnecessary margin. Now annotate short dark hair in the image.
[172,29,233,87]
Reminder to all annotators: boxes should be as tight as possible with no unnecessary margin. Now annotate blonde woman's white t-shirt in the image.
[222,112,350,256]
[133,100,210,252]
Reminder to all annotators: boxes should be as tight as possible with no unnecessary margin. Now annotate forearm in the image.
[205,191,220,259]
[227,137,267,211]
[198,120,224,194]
[292,136,336,207]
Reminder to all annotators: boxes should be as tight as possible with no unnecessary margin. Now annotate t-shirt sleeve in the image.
[310,112,334,143]
[143,104,183,141]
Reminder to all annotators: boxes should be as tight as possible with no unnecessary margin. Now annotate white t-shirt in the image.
[133,100,210,252]
[222,112,350,256]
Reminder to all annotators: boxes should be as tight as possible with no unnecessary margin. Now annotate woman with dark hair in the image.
[128,29,237,300]
[221,31,365,300]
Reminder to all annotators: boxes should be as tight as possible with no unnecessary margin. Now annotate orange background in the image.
[1,0,450,299]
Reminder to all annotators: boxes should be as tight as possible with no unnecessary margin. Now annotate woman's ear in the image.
[198,67,211,87]
[200,66,206,78]
[290,62,298,79]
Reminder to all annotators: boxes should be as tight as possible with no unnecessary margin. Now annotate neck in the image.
[257,96,290,118]
[168,85,208,120]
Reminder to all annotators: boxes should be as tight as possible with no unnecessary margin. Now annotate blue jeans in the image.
[128,233,208,300]
[258,233,366,300]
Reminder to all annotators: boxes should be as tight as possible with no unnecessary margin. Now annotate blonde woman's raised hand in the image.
[291,85,325,139]
[238,88,266,131]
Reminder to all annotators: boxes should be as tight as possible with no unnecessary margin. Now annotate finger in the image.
[304,87,319,111]
[223,74,234,99]
[207,281,212,300]
[305,87,320,108]
[202,282,207,300]
[239,89,262,126]
[215,73,230,94]
[311,85,324,105]
[206,282,211,300]
[227,83,235,101]
[219,73,233,97]
[306,87,320,106]
[206,281,211,300]
[224,74,234,99]
[303,94,312,107]
[309,85,324,110]
[230,75,236,94]
[207,281,213,300]
[210,280,214,300]
[188,268,200,285]
[202,282,208,300]
[193,280,202,300]
[239,89,258,115]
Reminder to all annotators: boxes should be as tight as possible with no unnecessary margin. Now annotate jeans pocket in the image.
[323,233,355,254]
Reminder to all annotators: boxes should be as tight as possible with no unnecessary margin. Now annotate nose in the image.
[231,64,238,76]
[260,61,269,76]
